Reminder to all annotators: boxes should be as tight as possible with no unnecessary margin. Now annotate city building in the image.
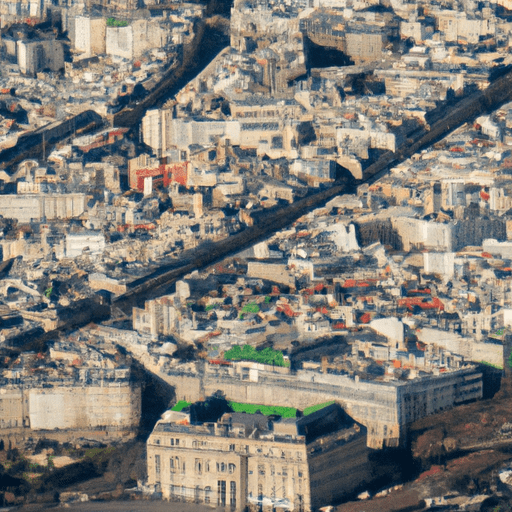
[147,400,374,511]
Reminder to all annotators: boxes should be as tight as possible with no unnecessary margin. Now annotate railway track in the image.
[0,110,104,172]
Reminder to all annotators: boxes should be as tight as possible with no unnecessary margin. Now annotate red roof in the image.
[359,313,371,324]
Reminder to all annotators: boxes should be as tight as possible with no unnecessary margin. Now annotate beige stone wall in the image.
[246,262,296,288]
[90,18,106,54]
[0,194,86,223]
[147,427,310,510]
[0,388,23,429]
[0,381,140,433]
[160,364,482,448]
[28,384,140,430]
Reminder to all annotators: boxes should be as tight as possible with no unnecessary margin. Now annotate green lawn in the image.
[171,400,192,412]
[169,399,335,418]
[224,344,289,367]
[228,401,297,418]
[303,401,335,416]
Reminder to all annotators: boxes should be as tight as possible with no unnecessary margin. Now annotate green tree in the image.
[241,345,255,360]
[224,345,242,360]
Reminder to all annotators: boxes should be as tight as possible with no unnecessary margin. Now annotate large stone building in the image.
[147,401,375,511]
[73,16,107,55]
[17,38,64,75]
[147,359,483,449]
[0,368,141,435]
[0,193,86,223]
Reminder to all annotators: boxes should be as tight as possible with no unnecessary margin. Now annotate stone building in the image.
[0,368,141,433]
[73,16,106,55]
[155,360,483,449]
[147,401,373,511]
[17,39,64,75]
[0,193,86,223]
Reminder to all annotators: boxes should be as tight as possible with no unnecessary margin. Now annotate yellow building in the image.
[147,401,373,511]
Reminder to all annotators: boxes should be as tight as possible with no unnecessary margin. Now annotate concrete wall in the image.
[308,428,369,509]
[418,327,503,367]
[28,384,140,430]
[0,194,86,223]
[106,25,134,60]
[0,377,141,433]
[65,232,106,258]
[424,252,455,276]
[158,364,481,448]
[17,39,64,75]
[246,262,296,288]
[0,387,23,428]
[392,217,453,252]
[74,17,106,55]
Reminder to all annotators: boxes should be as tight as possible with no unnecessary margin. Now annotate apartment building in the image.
[147,402,371,511]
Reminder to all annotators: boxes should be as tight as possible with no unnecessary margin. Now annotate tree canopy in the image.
[223,345,288,367]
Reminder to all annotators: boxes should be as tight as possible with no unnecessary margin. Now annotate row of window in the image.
[154,455,236,475]
[167,481,236,507]
[155,438,304,461]
[154,437,180,446]
[255,465,303,478]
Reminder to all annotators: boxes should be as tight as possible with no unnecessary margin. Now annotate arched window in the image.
[229,463,236,474]
[205,486,212,504]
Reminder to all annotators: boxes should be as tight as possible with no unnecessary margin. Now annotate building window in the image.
[181,462,186,474]
[217,462,226,473]
[170,456,180,471]
[230,481,236,507]
[218,480,226,506]
[170,439,174,446]
[270,465,275,476]
[258,465,265,476]
[195,459,202,474]
[155,439,160,445]
[176,438,180,446]
[205,486,212,504]
[282,467,288,477]
[229,443,235,451]
[155,454,160,475]
[229,463,236,474]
